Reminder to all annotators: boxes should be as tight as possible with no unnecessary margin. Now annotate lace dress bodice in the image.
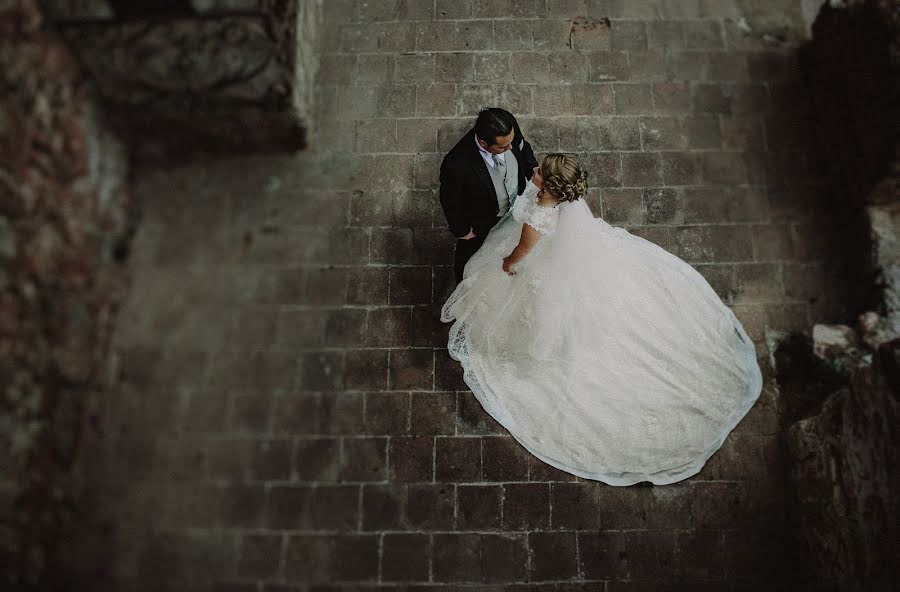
[511,181,560,236]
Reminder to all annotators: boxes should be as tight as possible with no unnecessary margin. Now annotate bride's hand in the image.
[502,256,517,276]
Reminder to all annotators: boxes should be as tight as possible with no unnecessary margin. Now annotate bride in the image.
[440,153,763,486]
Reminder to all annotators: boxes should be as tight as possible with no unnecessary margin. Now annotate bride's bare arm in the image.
[503,223,543,272]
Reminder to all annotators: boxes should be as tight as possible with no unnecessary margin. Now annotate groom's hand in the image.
[460,228,476,240]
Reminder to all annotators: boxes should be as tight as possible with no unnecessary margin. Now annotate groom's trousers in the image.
[454,215,503,283]
[454,233,487,284]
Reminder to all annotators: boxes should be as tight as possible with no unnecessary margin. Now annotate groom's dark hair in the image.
[474,107,516,147]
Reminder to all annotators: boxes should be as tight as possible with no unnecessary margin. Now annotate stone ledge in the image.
[45,0,320,162]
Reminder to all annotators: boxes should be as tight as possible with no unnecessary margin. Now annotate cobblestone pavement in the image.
[87,1,828,590]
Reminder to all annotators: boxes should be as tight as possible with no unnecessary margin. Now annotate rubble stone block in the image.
[435,436,482,481]
[319,392,365,435]
[340,437,389,482]
[529,531,579,580]
[502,483,550,530]
[457,484,502,530]
[610,20,647,50]
[578,530,628,579]
[410,391,457,435]
[294,438,341,482]
[550,482,601,529]
[389,347,435,390]
[432,533,482,582]
[388,435,434,482]
[364,391,409,433]
[361,483,407,530]
[382,533,431,581]
[692,481,743,528]
[482,436,531,481]
[345,350,389,391]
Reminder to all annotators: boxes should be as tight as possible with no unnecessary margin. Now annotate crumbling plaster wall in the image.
[0,0,133,588]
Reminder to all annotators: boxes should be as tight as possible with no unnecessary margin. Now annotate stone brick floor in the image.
[82,1,831,590]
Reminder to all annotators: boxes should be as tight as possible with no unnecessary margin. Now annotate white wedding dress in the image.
[440,180,763,486]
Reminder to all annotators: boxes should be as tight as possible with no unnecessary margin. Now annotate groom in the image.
[439,107,539,284]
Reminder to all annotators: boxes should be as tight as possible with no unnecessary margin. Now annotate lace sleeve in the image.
[512,183,560,236]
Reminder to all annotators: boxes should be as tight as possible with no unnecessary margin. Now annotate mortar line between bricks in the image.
[204,477,745,487]
[406,392,413,432]
[256,576,635,587]
[499,482,505,530]
[232,532,244,579]
[427,531,434,582]
[384,435,391,482]
[548,482,553,529]
[236,256,812,272]
[338,437,344,480]
[171,526,725,537]
[209,270,808,286]
[337,16,732,24]
[330,16,533,24]
[575,526,582,580]
[277,532,287,582]
[479,436,484,482]
[526,531,532,581]
[288,435,298,482]
[209,577,261,588]
[377,532,384,583]
[356,484,364,531]
[452,483,458,530]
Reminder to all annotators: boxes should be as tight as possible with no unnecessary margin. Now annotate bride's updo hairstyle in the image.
[540,153,588,203]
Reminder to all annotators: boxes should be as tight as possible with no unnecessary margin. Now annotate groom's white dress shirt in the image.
[475,134,507,170]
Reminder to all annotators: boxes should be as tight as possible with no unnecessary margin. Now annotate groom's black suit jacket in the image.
[438,121,539,240]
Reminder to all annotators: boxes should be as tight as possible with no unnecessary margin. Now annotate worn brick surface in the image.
[94,0,823,589]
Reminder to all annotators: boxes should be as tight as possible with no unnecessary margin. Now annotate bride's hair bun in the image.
[540,154,588,203]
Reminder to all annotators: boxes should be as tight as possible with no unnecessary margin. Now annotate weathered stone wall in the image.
[782,331,899,592]
[775,1,900,590]
[0,0,133,588]
[796,0,899,320]
[44,0,320,162]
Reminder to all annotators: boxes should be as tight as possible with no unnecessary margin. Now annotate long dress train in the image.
[440,180,763,486]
